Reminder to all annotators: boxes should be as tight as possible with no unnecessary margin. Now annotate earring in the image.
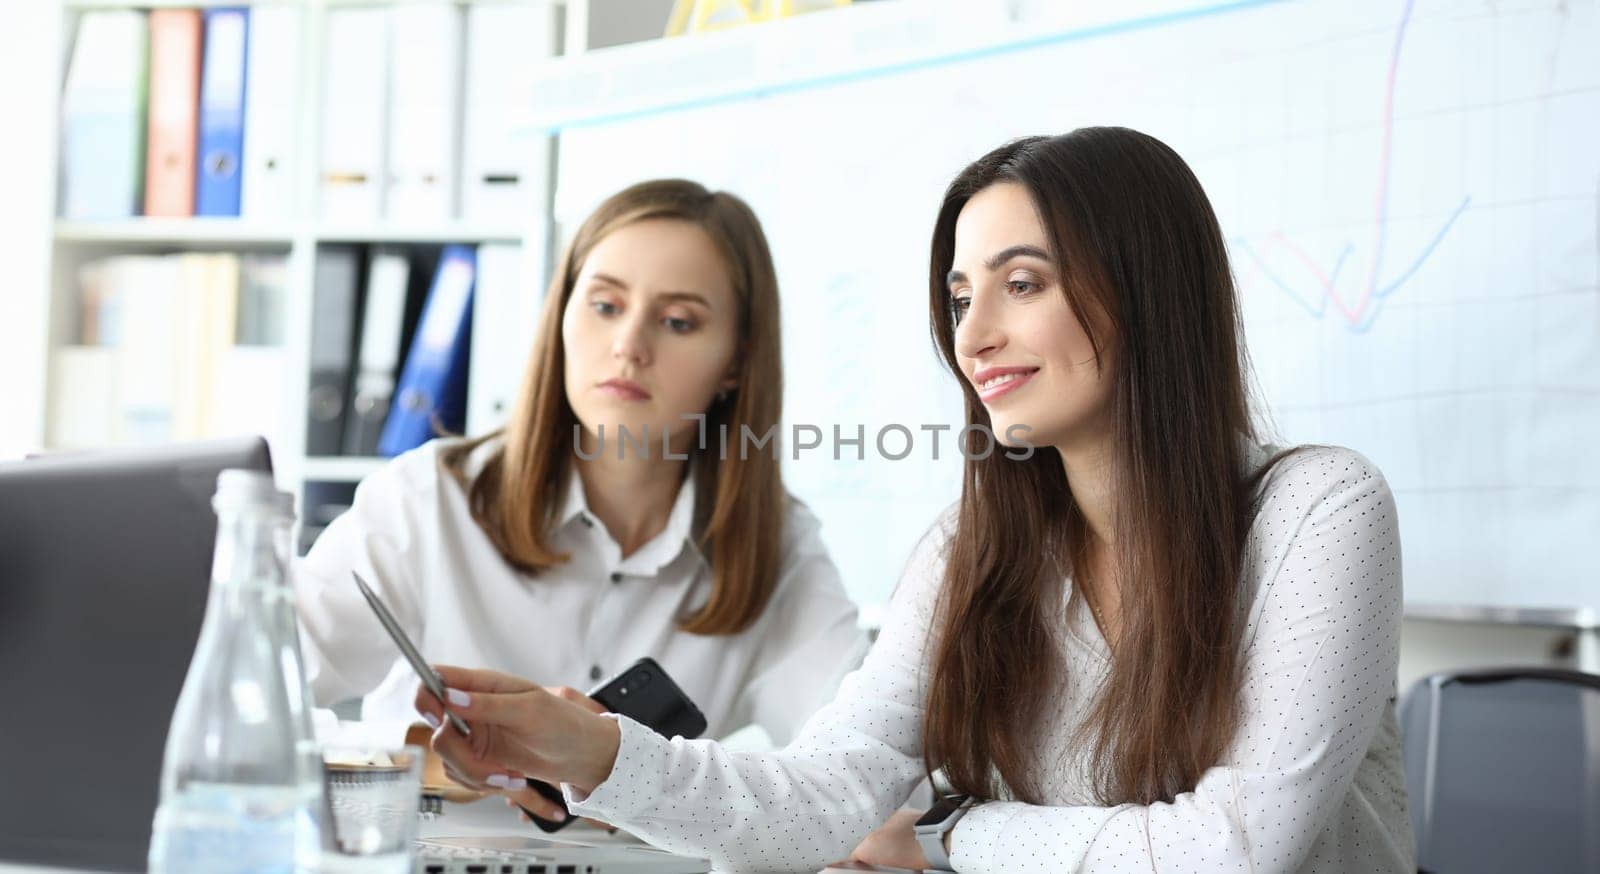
[717,389,732,404]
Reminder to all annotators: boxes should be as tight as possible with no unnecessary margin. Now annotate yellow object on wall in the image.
[665,0,852,37]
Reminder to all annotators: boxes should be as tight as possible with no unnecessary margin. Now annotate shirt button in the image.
[609,572,623,583]
[589,664,603,682]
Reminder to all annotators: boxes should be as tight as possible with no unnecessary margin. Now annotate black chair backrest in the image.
[1400,668,1600,874]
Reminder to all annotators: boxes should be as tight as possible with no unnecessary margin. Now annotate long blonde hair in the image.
[442,179,786,635]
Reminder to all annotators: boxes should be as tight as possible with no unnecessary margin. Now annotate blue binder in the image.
[196,8,249,217]
[377,245,476,457]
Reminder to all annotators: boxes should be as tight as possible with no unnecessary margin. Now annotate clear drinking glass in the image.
[318,744,425,874]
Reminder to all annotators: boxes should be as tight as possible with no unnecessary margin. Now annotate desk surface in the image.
[0,796,909,874]
[0,797,636,874]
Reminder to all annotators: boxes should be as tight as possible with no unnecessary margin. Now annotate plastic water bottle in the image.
[148,470,325,873]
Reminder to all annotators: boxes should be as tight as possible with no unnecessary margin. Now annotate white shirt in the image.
[566,444,1415,873]
[294,437,869,747]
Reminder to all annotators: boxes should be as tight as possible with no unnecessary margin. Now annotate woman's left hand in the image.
[848,808,931,871]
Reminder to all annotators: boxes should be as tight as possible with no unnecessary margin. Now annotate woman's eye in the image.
[1007,280,1040,296]
[663,316,696,334]
[591,300,619,316]
[950,295,972,324]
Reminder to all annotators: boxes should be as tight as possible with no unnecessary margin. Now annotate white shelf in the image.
[54,218,296,246]
[64,0,562,9]
[301,456,387,482]
[55,219,526,246]
[64,0,306,9]
[313,222,527,244]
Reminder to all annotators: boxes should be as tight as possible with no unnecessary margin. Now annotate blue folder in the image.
[196,8,249,217]
[377,245,476,457]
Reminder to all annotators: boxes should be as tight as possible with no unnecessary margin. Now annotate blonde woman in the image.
[295,180,867,780]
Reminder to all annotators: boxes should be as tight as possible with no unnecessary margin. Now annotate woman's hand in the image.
[848,808,931,871]
[414,666,622,814]
[498,687,616,830]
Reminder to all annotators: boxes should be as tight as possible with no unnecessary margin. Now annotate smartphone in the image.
[591,657,708,740]
[522,657,708,833]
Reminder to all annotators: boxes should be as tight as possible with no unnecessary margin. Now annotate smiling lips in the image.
[597,378,651,401]
[972,366,1039,402]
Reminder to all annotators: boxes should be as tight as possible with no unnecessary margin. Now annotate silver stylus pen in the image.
[352,570,472,737]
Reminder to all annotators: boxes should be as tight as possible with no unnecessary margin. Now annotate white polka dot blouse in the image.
[565,443,1415,873]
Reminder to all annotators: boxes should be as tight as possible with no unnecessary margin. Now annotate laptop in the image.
[415,835,710,873]
[0,437,274,871]
[0,437,708,874]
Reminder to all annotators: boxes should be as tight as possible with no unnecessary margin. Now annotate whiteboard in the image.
[544,0,1600,614]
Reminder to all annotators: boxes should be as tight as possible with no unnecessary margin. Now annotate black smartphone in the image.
[521,657,707,832]
[590,657,708,741]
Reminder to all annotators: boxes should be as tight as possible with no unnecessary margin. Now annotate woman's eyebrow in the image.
[984,244,1051,271]
[655,291,712,308]
[947,244,1053,290]
[587,274,711,308]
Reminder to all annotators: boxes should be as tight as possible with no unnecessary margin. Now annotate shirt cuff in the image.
[948,801,1020,873]
[561,713,670,823]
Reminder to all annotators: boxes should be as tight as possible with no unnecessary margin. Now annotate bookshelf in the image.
[53,219,298,244]
[39,0,873,510]
[42,0,576,517]
[309,224,526,244]
[52,220,527,245]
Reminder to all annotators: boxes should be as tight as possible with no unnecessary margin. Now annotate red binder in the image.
[144,9,202,217]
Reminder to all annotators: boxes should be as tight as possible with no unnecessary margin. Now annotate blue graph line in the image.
[1369,195,1478,318]
[1236,238,1323,320]
[1237,195,1472,333]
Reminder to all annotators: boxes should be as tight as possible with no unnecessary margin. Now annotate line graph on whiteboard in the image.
[552,0,1600,611]
[1219,0,1600,610]
[1232,0,1473,332]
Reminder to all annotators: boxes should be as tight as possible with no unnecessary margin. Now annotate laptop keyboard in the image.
[415,851,589,874]
[422,843,517,860]
[416,840,581,873]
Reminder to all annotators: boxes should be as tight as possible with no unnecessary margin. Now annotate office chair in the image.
[1400,667,1600,874]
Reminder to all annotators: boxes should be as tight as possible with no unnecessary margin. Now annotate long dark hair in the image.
[922,128,1274,805]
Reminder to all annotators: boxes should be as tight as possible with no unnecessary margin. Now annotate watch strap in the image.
[915,795,973,871]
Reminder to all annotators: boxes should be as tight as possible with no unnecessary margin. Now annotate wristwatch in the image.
[913,794,973,872]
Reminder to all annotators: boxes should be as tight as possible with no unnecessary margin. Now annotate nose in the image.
[953,288,1006,362]
[610,311,652,368]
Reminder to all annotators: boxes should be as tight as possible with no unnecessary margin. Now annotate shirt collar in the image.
[555,466,594,530]
[557,461,704,577]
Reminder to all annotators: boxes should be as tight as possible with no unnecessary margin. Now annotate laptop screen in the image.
[0,437,272,871]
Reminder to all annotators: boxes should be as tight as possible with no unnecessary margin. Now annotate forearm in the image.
[567,715,920,872]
